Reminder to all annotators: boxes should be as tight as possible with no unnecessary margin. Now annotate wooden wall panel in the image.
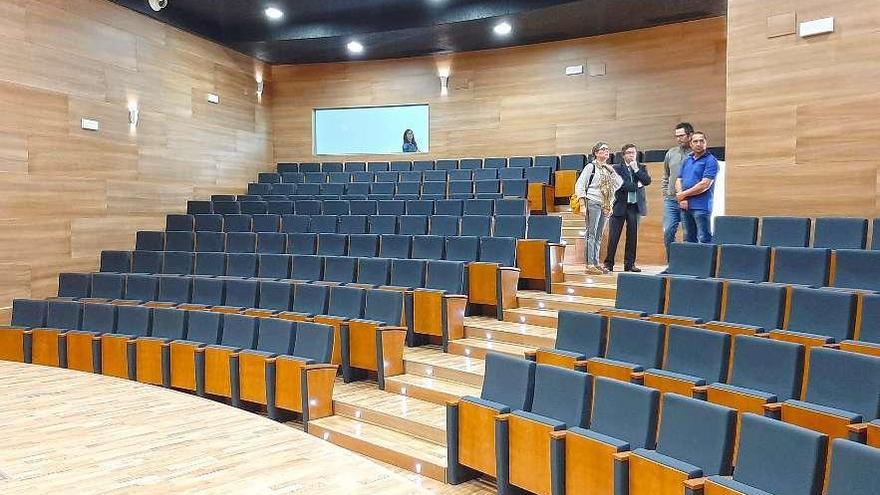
[726,0,880,216]
[0,0,273,312]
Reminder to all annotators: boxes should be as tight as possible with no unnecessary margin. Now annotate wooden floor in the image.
[0,361,492,494]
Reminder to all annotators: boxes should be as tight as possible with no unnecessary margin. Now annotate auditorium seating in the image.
[840,293,880,357]
[100,304,151,379]
[770,247,832,287]
[714,244,771,282]
[702,281,787,336]
[527,310,606,369]
[831,249,880,292]
[824,439,880,495]
[641,325,730,399]
[0,299,47,362]
[666,242,717,278]
[650,276,723,326]
[585,317,665,382]
[599,272,667,319]
[712,216,758,245]
[410,260,469,349]
[760,217,812,247]
[770,287,857,348]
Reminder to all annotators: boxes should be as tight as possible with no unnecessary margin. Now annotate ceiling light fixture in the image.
[347,41,364,54]
[494,21,512,36]
[265,7,284,20]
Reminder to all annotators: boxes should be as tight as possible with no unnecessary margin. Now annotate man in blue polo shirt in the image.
[675,131,718,243]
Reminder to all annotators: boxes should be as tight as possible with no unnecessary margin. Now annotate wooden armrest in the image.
[550,430,567,440]
[847,423,868,434]
[693,385,709,394]
[499,266,521,274]
[524,350,537,361]
[495,413,510,422]
[194,347,206,353]
[305,363,338,371]
[631,371,645,381]
[376,325,407,333]
[265,356,277,363]
[612,451,631,462]
[824,343,841,349]
[755,332,771,338]
[763,402,783,413]
[446,399,460,407]
[444,294,469,301]
[684,477,706,490]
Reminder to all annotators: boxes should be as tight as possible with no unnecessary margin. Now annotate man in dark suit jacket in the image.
[604,144,652,272]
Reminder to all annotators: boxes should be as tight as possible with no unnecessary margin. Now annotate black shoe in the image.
[603,264,614,272]
[625,266,642,273]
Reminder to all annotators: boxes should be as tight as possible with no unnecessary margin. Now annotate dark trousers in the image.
[604,203,641,269]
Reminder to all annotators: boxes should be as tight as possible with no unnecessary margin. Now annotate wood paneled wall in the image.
[0,0,273,313]
[726,0,880,216]
[271,17,727,161]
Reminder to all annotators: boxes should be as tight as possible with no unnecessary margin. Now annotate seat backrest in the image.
[479,236,517,267]
[717,244,771,282]
[327,286,365,319]
[151,307,187,340]
[267,201,294,215]
[292,283,329,315]
[101,250,132,273]
[58,273,91,298]
[445,236,479,262]
[116,305,151,337]
[813,217,868,250]
[132,250,163,274]
[81,303,116,333]
[760,217,811,247]
[366,161,389,172]
[348,234,379,257]
[787,287,856,341]
[430,215,460,236]
[772,247,831,287]
[252,214,281,233]
[157,274,191,303]
[614,273,666,314]
[509,157,533,168]
[524,166,552,184]
[460,215,492,237]
[226,253,258,278]
[589,378,660,450]
[481,352,537,410]
[124,274,158,301]
[194,252,226,276]
[293,322,334,363]
[527,215,562,243]
[606,318,666,369]
[256,232,286,254]
[559,154,586,170]
[379,234,412,259]
[425,260,466,294]
[350,200,378,215]
[391,258,426,288]
[162,251,195,275]
[281,214,310,233]
[825,439,880,495]
[667,242,717,277]
[399,215,428,235]
[191,277,224,306]
[309,215,339,234]
[370,215,398,234]
[322,162,343,173]
[663,325,731,383]
[359,287,404,325]
[220,314,259,348]
[874,218,880,250]
[195,214,224,232]
[287,233,317,255]
[656,394,735,476]
[464,199,494,216]
[435,159,458,170]
[805,348,880,421]
[494,215,526,239]
[187,200,213,214]
[317,233,347,256]
[338,215,368,235]
[666,277,723,322]
[857,294,880,344]
[412,159,434,171]
[257,280,292,311]
[240,201,268,215]
[323,256,357,284]
[226,232,256,253]
[470,169,493,180]
[10,299,47,328]
[529,365,592,427]
[224,279,258,308]
[555,311,606,359]
[165,231,195,251]
[357,257,391,286]
[412,235,445,260]
[731,335,804,401]
[136,231,165,251]
[299,162,320,173]
[290,254,324,281]
[484,157,507,168]
[498,168,524,180]
[223,214,252,233]
[723,281,786,330]
[196,231,226,252]
[388,160,410,171]
[91,273,125,299]
[435,199,464,216]
[833,250,880,292]
[495,199,527,216]
[732,413,827,495]
[712,216,759,245]
[47,300,82,329]
[377,200,406,216]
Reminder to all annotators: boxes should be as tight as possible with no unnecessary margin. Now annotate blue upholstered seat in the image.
[833,249,880,292]
[716,244,771,281]
[713,216,758,245]
[825,439,880,495]
[664,277,723,323]
[667,242,717,277]
[760,217,811,247]
[613,273,666,316]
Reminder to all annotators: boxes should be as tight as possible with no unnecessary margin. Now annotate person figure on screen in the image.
[402,129,419,152]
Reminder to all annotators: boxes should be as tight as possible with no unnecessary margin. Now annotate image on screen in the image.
[313,104,430,155]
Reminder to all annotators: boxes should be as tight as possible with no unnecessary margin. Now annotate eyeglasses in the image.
[598,147,609,151]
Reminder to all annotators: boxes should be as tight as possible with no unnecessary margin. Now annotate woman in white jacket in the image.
[574,142,623,274]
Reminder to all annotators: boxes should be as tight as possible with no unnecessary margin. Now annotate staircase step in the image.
[384,373,482,405]
[503,307,559,328]
[551,281,617,299]
[308,415,447,482]
[517,291,614,312]
[447,338,534,360]
[464,316,556,348]
[403,345,484,387]
[333,381,446,445]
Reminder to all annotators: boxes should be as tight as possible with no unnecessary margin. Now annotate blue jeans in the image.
[663,198,682,260]
[682,209,713,243]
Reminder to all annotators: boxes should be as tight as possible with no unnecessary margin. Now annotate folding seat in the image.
[0,299,48,363]
[826,439,879,495]
[243,280,293,318]
[198,314,259,399]
[212,201,240,215]
[87,273,126,302]
[61,302,117,373]
[712,216,759,245]
[345,182,371,196]
[498,168,524,182]
[775,347,880,440]
[475,179,500,196]
[389,258,426,289]
[194,252,226,277]
[101,250,133,273]
[464,199,494,216]
[226,232,256,253]
[57,273,92,299]
[299,162,321,173]
[26,300,83,368]
[223,214,252,233]
[771,247,831,287]
[665,242,717,277]
[494,199,527,216]
[760,216,811,247]
[379,234,412,259]
[224,253,258,279]
[289,255,324,283]
[459,158,482,170]
[481,157,505,169]
[494,215,527,239]
[525,166,553,184]
[293,183,318,195]
[715,244,770,282]
[149,275,192,308]
[402,200,430,216]
[704,413,827,495]
[99,304,152,379]
[585,317,666,382]
[460,215,492,237]
[251,214,280,233]
[398,215,428,235]
[506,157,531,168]
[276,183,301,196]
[304,172,327,184]
[120,274,159,304]
[445,236,480,262]
[321,256,357,284]
[280,172,303,184]
[256,254,291,280]
[770,287,856,350]
[315,233,346,256]
[166,214,194,232]
[354,258,391,287]
[426,215,458,237]
[703,281,786,336]
[123,306,185,386]
[177,277,224,311]
[258,172,280,184]
[194,214,223,232]
[832,249,880,292]
[165,231,195,251]
[374,171,398,183]
[196,231,226,252]
[501,179,528,198]
[371,182,395,195]
[840,293,880,357]
[131,250,163,274]
[421,180,447,197]
[266,201,294,215]
[626,394,735,495]
[248,183,272,196]
[393,181,418,196]
[278,163,299,173]
[367,162,391,172]
[642,325,730,399]
[813,217,869,249]
[281,214,310,234]
[448,169,473,181]
[300,286,365,365]
[412,160,434,171]
[434,159,458,170]
[279,283,329,321]
[208,279,258,314]
[389,160,411,172]
[448,180,473,198]
[527,310,606,369]
[240,201,268,215]
[293,200,321,216]
[398,170,422,183]
[447,353,536,484]
[411,260,468,349]
[466,237,520,319]
[349,200,377,216]
[328,172,351,184]
[256,232,286,254]
[320,183,346,196]
[237,195,263,202]
[337,215,367,235]
[514,215,565,291]
[412,235,445,260]
[377,200,406,216]
[650,277,723,326]
[348,234,379,257]
[308,215,338,234]
[525,166,555,213]
[187,200,213,215]
[556,154,586,199]
[435,199,464,216]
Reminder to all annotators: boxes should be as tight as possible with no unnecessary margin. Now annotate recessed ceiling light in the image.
[494,21,512,36]
[347,41,364,54]
[265,7,284,20]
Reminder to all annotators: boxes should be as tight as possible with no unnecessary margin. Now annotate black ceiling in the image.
[109,0,726,64]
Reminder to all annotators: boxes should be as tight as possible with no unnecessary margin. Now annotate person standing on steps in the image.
[676,131,718,243]
[604,144,652,272]
[662,122,693,260]
[575,141,623,275]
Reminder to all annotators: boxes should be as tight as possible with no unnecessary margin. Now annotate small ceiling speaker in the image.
[148,0,168,12]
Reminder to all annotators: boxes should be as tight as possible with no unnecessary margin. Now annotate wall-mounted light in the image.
[439,75,449,96]
[128,105,140,127]
[256,80,265,100]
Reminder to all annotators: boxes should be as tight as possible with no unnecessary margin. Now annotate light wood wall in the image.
[726,0,880,217]
[0,0,273,314]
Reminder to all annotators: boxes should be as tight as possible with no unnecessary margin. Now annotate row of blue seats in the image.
[245,179,529,198]
[715,215,880,250]
[447,351,875,494]
[666,241,880,293]
[188,198,529,217]
[258,167,554,185]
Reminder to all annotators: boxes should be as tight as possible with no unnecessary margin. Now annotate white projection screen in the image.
[313,104,430,155]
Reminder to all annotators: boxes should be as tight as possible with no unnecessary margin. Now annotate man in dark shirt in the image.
[604,144,652,272]
[676,131,718,243]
